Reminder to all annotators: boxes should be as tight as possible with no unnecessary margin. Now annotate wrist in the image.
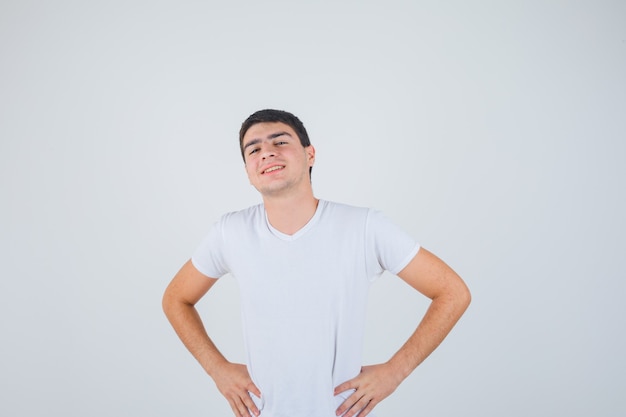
[386,355,413,383]
[203,354,230,378]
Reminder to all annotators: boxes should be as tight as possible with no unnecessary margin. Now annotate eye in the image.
[276,141,288,145]
[249,148,260,155]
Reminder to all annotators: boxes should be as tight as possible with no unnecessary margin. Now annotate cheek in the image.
[244,163,254,178]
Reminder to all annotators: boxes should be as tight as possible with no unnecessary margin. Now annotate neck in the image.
[263,189,319,236]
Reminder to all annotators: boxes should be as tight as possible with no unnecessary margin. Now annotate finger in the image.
[234,396,252,417]
[336,391,364,416]
[226,393,253,417]
[241,393,260,416]
[344,396,372,417]
[354,399,376,417]
[226,398,244,417]
[334,380,356,395]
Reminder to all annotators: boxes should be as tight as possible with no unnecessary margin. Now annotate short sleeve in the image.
[191,218,230,279]
[365,209,420,279]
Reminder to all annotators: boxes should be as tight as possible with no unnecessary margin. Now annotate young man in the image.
[162,109,471,417]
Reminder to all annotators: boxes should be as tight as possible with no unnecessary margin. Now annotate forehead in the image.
[242,122,298,142]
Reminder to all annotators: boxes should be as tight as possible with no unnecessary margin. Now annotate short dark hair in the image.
[239,109,313,178]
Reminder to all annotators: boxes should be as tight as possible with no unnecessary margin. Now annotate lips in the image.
[262,165,285,174]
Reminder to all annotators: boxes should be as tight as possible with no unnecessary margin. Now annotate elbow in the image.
[457,280,471,313]
[462,285,472,310]
[162,284,177,319]
[162,282,196,322]
[162,288,172,317]
[439,275,471,314]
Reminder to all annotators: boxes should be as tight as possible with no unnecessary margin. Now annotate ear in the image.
[306,145,316,166]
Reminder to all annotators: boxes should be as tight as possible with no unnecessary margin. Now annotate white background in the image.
[1,1,625,416]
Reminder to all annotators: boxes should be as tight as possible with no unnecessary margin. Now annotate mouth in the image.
[262,165,285,174]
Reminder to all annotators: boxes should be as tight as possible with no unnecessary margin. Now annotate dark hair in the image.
[239,109,313,178]
[239,109,311,158]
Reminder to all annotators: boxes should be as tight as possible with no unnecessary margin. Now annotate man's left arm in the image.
[334,247,471,417]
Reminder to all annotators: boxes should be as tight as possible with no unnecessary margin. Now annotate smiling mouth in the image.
[263,166,285,174]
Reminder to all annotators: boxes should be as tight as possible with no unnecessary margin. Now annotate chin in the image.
[258,183,293,197]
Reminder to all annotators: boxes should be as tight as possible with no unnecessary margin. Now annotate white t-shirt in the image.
[192,200,420,417]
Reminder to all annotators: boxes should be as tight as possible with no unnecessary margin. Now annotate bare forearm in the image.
[163,262,262,416]
[163,298,262,417]
[387,287,470,380]
[163,298,227,376]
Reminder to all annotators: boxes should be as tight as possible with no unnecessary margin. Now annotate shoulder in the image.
[220,203,264,223]
[211,203,265,236]
[322,200,411,237]
[317,200,379,232]
[321,200,388,223]
[320,199,371,217]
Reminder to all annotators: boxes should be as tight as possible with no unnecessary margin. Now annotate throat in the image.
[265,197,319,236]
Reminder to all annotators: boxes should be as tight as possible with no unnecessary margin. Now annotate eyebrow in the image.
[243,131,293,151]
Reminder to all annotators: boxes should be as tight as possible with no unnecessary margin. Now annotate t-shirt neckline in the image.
[264,199,325,241]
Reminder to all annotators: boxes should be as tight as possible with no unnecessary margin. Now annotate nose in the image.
[260,143,276,159]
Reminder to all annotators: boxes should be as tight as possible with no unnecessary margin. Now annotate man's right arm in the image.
[162,260,261,417]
